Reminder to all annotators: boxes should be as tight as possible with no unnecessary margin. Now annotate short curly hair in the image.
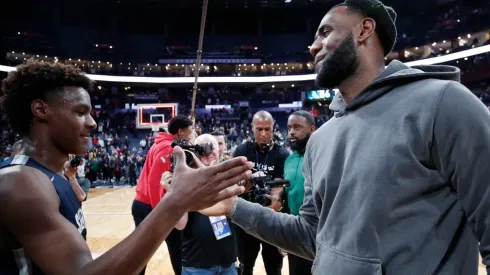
[0,59,94,136]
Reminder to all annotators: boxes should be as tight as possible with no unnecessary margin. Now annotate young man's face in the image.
[213,135,227,160]
[43,87,97,154]
[179,126,194,142]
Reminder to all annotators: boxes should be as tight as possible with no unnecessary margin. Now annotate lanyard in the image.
[255,151,269,172]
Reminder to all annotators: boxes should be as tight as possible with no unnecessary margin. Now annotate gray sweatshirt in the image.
[231,60,490,274]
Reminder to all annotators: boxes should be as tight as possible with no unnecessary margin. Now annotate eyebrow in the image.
[74,103,92,111]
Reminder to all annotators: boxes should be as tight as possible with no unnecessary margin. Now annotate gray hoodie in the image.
[231,60,490,274]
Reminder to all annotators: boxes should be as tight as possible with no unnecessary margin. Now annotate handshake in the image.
[159,146,253,214]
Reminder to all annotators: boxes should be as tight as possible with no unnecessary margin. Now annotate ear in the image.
[31,99,50,121]
[357,18,376,44]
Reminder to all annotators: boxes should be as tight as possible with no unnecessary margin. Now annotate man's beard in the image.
[290,134,310,151]
[316,33,359,88]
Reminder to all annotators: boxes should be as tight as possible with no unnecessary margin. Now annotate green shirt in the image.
[284,150,305,216]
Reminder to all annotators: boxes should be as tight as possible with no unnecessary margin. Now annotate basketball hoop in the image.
[151,123,161,132]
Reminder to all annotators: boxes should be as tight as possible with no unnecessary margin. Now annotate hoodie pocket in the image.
[312,242,382,275]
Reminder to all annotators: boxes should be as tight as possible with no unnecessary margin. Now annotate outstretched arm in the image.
[231,173,317,260]
[0,166,186,275]
[202,148,318,260]
[0,147,253,275]
[175,213,189,230]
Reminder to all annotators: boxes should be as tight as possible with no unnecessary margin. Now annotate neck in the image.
[295,148,306,153]
[20,135,68,176]
[339,60,385,104]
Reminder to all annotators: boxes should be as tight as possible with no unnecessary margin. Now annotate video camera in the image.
[241,175,290,206]
[170,140,214,171]
[69,155,83,168]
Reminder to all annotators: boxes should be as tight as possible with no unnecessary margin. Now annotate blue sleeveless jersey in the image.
[0,155,87,275]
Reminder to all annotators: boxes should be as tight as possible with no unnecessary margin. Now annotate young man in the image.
[232,111,290,275]
[283,111,316,275]
[211,131,229,162]
[132,115,194,275]
[162,134,238,275]
[0,60,253,275]
[200,0,490,274]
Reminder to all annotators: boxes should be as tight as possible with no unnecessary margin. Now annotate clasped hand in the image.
[160,147,253,212]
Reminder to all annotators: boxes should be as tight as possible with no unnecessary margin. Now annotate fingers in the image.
[213,163,253,184]
[188,150,205,169]
[161,173,171,183]
[213,185,245,203]
[215,169,253,192]
[172,146,187,171]
[206,157,249,175]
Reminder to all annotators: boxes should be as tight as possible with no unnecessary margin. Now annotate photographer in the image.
[72,155,91,197]
[162,134,238,275]
[131,115,194,275]
[64,155,88,203]
[232,111,289,275]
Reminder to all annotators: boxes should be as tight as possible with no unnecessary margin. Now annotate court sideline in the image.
[84,188,486,275]
[85,188,289,275]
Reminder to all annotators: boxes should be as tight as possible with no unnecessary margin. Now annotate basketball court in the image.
[85,187,290,275]
[84,188,487,275]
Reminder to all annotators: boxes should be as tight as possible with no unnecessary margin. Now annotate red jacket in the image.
[135,133,174,208]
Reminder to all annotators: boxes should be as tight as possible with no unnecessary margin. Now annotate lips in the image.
[314,53,327,66]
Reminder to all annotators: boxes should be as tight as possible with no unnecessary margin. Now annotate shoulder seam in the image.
[429,81,454,152]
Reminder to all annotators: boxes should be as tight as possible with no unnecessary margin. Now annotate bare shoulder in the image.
[0,166,92,274]
[0,165,59,216]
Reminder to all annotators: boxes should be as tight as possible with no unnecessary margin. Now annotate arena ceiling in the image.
[79,0,453,11]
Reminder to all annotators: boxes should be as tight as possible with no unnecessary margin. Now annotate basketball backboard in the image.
[136,103,178,130]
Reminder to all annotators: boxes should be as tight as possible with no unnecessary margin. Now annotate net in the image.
[151,123,162,132]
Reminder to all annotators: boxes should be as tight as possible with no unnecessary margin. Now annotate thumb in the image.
[172,146,187,171]
[210,160,218,166]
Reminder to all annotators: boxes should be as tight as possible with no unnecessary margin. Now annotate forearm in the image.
[67,177,87,202]
[231,198,316,260]
[82,194,186,275]
[175,213,188,230]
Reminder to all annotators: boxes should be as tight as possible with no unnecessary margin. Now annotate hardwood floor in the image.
[84,188,485,275]
[84,188,289,275]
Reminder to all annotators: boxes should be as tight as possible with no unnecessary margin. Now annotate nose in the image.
[86,114,97,131]
[310,37,323,57]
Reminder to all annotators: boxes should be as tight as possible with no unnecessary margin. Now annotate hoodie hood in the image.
[329,60,461,113]
[155,132,174,144]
